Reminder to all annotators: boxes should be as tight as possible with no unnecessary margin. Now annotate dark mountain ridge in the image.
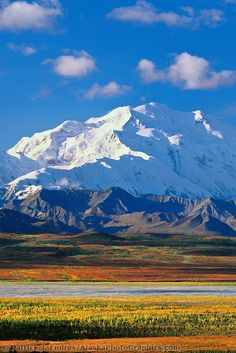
[0,187,235,236]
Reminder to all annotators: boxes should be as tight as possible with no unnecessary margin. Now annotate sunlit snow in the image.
[1,102,234,199]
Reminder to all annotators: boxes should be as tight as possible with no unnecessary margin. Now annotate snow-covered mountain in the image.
[0,151,40,186]
[2,102,236,199]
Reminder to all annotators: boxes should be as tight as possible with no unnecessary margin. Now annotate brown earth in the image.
[0,336,235,352]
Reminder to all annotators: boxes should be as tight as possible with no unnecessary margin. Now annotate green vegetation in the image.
[0,232,236,266]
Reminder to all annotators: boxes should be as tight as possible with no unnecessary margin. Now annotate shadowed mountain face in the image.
[1,187,235,236]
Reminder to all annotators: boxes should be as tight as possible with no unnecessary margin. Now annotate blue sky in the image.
[0,0,236,149]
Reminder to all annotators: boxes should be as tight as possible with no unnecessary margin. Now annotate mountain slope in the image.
[0,152,40,186]
[2,187,236,236]
[2,102,236,199]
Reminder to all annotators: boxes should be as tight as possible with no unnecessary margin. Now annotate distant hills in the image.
[0,187,235,236]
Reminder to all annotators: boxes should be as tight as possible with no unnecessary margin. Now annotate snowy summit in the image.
[1,102,236,199]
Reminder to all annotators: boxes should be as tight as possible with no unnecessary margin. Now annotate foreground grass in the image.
[0,296,236,341]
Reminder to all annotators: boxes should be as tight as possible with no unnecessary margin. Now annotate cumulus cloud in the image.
[44,51,97,78]
[137,53,236,90]
[107,1,224,28]
[0,0,62,31]
[7,42,37,56]
[85,81,132,100]
[30,85,52,100]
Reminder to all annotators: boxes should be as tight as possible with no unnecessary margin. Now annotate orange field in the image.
[0,265,236,281]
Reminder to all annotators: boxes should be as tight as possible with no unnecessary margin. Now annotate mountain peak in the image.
[86,105,132,128]
[54,120,85,131]
[1,101,236,199]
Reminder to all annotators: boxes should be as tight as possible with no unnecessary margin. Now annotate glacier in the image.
[1,102,236,199]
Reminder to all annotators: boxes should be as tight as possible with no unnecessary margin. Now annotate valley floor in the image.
[0,232,236,281]
[0,232,235,351]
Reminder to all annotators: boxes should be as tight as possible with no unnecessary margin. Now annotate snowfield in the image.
[1,102,236,199]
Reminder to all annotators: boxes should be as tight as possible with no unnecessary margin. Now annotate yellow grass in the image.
[0,296,236,341]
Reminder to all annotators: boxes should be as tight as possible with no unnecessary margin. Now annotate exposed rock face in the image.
[1,187,235,236]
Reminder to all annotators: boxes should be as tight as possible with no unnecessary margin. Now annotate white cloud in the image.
[107,1,224,28]
[198,9,225,27]
[108,1,160,24]
[85,81,132,100]
[0,0,62,31]
[137,59,163,82]
[30,85,51,100]
[7,42,37,56]
[44,51,97,78]
[137,53,236,90]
